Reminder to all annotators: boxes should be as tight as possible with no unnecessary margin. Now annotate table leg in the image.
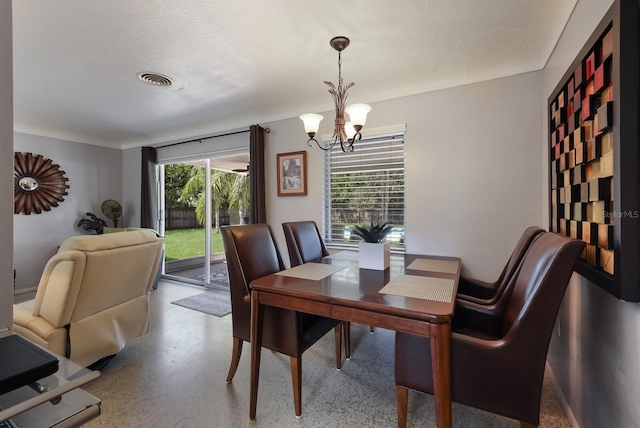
[430,321,452,428]
[250,290,264,419]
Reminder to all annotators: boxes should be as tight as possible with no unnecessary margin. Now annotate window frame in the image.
[322,124,407,251]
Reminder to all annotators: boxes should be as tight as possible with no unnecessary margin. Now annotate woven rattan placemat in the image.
[379,274,455,303]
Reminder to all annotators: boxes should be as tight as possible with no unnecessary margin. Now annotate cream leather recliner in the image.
[13,230,164,367]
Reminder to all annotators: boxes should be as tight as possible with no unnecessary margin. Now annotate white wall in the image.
[265,71,544,276]
[13,133,122,293]
[543,0,640,426]
[0,0,13,333]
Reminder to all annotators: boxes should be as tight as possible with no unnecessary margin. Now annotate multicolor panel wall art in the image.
[548,0,640,301]
[549,26,614,274]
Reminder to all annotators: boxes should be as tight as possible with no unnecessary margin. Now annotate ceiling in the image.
[12,0,577,150]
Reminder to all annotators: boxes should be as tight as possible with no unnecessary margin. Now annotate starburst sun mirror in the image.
[14,152,69,215]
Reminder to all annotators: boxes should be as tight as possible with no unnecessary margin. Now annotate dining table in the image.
[249,251,461,428]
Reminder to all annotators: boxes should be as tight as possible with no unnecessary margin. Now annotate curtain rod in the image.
[154,127,270,149]
[155,129,250,149]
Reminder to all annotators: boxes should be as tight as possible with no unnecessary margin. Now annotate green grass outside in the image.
[163,223,405,261]
[163,228,225,261]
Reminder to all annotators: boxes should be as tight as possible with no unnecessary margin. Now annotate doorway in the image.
[158,153,250,289]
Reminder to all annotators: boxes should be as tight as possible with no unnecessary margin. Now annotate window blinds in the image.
[322,127,406,248]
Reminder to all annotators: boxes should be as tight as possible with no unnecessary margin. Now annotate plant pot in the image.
[359,242,391,270]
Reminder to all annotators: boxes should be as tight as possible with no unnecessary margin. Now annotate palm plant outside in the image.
[180,167,249,231]
[162,163,249,262]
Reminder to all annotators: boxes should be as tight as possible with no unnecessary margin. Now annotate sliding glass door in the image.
[158,153,250,289]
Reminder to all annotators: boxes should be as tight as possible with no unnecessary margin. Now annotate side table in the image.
[0,334,101,428]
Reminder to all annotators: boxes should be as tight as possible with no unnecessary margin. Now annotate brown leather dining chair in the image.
[282,220,362,357]
[282,220,329,267]
[456,226,545,304]
[395,232,585,427]
[221,223,344,417]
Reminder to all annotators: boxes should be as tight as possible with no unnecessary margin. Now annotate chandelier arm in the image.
[338,136,348,153]
[340,139,354,153]
[340,130,361,153]
[307,137,337,151]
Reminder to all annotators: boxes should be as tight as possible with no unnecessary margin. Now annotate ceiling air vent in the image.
[137,72,173,87]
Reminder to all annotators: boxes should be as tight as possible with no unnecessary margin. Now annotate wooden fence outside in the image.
[165,207,242,230]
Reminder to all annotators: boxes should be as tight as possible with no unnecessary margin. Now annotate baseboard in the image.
[14,286,37,296]
[546,362,580,428]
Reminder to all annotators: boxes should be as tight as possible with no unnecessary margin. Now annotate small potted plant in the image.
[351,221,394,270]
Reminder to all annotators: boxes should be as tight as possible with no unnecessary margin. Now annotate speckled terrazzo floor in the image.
[79,281,572,428]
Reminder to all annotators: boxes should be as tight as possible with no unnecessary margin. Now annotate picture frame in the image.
[547,0,640,301]
[277,151,307,196]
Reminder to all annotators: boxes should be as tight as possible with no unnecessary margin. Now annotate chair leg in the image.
[396,385,408,428]
[343,322,351,359]
[226,337,243,382]
[290,356,302,417]
[370,326,375,333]
[334,324,342,370]
[520,422,538,428]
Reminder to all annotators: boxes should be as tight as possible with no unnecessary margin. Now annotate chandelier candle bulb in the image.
[345,103,371,129]
[299,113,324,139]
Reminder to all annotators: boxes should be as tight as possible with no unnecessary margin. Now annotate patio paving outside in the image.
[165,260,229,287]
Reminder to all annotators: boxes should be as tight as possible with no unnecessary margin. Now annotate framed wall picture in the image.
[277,151,307,196]
[547,0,640,301]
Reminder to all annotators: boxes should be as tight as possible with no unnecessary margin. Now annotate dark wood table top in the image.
[250,252,461,323]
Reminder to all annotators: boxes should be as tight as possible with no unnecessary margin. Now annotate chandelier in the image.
[300,36,371,153]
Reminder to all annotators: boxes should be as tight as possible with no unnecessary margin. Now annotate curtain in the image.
[140,146,158,229]
[249,125,266,223]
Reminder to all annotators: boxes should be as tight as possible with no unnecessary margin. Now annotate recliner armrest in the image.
[33,251,87,327]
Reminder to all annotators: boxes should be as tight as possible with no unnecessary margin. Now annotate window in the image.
[322,125,406,250]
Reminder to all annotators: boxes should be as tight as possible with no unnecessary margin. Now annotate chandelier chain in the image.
[338,51,342,90]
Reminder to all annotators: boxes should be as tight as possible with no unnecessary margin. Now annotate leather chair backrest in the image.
[500,232,585,338]
[497,226,545,289]
[221,224,286,339]
[35,230,163,325]
[282,221,329,267]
